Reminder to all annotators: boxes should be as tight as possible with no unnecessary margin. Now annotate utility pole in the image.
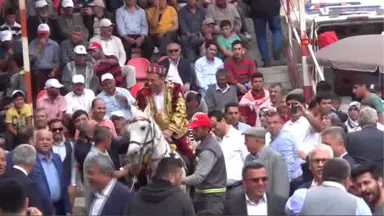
[19,0,33,104]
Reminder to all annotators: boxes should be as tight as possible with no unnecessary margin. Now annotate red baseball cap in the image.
[88,42,102,50]
[189,113,213,129]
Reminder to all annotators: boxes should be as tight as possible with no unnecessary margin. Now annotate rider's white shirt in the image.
[154,89,165,111]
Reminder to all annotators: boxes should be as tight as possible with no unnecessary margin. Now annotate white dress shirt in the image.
[218,126,249,185]
[13,165,28,176]
[216,84,230,93]
[194,56,223,91]
[65,89,95,115]
[153,89,165,111]
[52,139,77,185]
[166,59,183,85]
[89,178,117,216]
[246,193,268,216]
[283,116,319,155]
[90,35,126,67]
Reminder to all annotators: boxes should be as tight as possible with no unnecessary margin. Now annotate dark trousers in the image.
[194,193,225,215]
[5,132,19,151]
[0,73,11,92]
[31,69,51,101]
[149,30,178,56]
[123,35,154,61]
[253,15,283,62]
[180,34,203,62]
[53,199,66,215]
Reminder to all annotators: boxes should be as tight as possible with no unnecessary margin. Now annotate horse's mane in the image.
[129,106,172,155]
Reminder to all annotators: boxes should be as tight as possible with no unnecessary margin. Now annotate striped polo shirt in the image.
[94,55,125,88]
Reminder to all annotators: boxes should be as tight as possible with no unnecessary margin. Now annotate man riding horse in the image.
[136,64,195,161]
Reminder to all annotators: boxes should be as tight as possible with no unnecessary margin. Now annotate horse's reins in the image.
[128,118,169,165]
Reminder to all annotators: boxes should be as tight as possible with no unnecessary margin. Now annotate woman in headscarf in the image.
[321,112,341,129]
[345,101,360,132]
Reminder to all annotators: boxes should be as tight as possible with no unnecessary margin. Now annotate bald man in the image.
[29,129,72,215]
[90,98,117,137]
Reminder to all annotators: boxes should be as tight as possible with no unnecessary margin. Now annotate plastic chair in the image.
[157,55,168,63]
[127,58,150,80]
[130,82,146,98]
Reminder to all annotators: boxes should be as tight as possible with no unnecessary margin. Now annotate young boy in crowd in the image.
[217,20,241,60]
[5,90,33,150]
[0,8,22,40]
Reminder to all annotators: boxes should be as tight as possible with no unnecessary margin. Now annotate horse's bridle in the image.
[128,118,167,164]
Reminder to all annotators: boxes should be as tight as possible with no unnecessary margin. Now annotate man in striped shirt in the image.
[0,8,21,41]
[88,42,126,88]
[224,40,257,95]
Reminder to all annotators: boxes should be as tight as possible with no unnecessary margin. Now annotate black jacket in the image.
[2,168,45,213]
[342,153,357,169]
[346,125,384,169]
[244,0,281,17]
[159,58,197,88]
[125,179,195,216]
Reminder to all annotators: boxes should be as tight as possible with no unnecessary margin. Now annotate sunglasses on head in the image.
[168,49,179,53]
[50,127,63,133]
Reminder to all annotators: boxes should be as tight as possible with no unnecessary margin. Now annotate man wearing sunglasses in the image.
[49,118,77,207]
[243,127,289,198]
[158,42,195,92]
[223,161,287,215]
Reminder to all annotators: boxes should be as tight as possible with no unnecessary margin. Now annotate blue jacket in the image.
[29,152,72,215]
[88,180,133,215]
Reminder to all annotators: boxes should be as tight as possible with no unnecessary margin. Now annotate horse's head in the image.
[124,107,160,163]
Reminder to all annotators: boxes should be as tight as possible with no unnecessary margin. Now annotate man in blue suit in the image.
[29,129,72,215]
[86,154,132,216]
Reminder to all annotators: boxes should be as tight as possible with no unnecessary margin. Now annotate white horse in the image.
[124,107,188,190]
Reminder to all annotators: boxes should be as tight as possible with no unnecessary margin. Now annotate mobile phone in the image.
[291,104,298,115]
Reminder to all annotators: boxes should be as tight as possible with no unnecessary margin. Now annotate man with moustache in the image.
[352,164,384,215]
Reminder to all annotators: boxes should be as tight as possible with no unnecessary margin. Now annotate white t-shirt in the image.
[283,116,319,154]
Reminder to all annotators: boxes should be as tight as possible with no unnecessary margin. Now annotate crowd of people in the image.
[0,0,383,215]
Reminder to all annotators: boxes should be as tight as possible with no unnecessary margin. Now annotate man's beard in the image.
[362,183,382,207]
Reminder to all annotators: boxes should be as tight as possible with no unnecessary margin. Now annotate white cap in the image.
[45,78,64,88]
[37,23,50,33]
[88,0,105,8]
[61,0,74,8]
[110,111,125,119]
[99,18,114,27]
[1,30,12,42]
[35,0,48,8]
[74,45,87,55]
[101,73,114,82]
[11,90,25,98]
[72,74,85,84]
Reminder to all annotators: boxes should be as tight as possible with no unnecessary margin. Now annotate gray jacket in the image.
[300,183,357,215]
[245,146,290,198]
